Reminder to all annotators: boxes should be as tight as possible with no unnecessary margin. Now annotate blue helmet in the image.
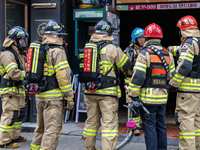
[131,27,144,43]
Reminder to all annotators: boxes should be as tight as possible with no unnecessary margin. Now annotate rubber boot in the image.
[12,136,27,142]
[0,141,18,149]
[133,128,141,136]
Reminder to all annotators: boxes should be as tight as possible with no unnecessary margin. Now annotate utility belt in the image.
[27,74,59,93]
[0,77,23,88]
[85,76,120,91]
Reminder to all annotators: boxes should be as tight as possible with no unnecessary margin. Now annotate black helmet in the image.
[44,20,68,36]
[7,26,29,41]
[94,19,113,36]
[7,26,29,53]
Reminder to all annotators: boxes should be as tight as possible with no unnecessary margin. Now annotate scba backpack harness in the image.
[79,41,120,91]
[141,42,170,89]
[0,47,24,87]
[25,41,60,93]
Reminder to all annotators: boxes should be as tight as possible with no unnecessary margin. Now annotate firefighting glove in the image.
[65,99,74,111]
[168,84,178,93]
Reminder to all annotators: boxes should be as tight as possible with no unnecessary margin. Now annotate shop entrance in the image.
[118,8,200,124]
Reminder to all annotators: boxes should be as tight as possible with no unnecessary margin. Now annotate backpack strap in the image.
[148,46,170,78]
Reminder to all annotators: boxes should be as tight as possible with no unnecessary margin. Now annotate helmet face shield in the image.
[17,38,28,53]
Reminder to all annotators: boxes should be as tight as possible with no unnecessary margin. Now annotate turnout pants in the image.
[0,94,26,145]
[176,92,200,150]
[30,100,64,150]
[126,94,142,129]
[82,95,118,150]
[140,105,167,150]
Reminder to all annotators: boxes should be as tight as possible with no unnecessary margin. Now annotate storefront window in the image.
[5,0,28,35]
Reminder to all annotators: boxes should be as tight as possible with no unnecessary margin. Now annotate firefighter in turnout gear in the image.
[0,26,29,148]
[124,27,145,136]
[82,19,131,150]
[169,15,200,150]
[128,23,175,150]
[30,20,74,150]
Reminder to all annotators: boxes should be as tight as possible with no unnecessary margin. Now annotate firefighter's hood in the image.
[143,39,161,47]
[90,33,114,43]
[42,34,63,45]
[3,38,15,47]
[181,28,200,38]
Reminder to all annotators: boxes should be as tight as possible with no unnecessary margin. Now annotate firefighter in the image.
[82,19,131,150]
[169,15,200,150]
[30,20,74,150]
[124,27,145,136]
[128,23,175,150]
[0,26,29,148]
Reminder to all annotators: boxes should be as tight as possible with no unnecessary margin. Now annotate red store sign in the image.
[116,2,200,11]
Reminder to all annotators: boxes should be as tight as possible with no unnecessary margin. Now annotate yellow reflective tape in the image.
[0,87,25,95]
[53,26,60,28]
[83,131,97,136]
[0,124,12,132]
[117,54,129,68]
[20,71,26,80]
[95,87,118,95]
[100,47,106,54]
[83,128,98,136]
[32,47,40,73]
[180,53,194,62]
[102,130,118,136]
[30,143,41,150]
[195,129,200,136]
[54,61,69,72]
[47,65,54,76]
[59,84,72,92]
[12,121,22,128]
[129,82,141,91]
[173,74,184,83]
[36,89,63,98]
[190,78,197,84]
[139,93,167,102]
[173,46,177,56]
[5,63,18,73]
[179,132,195,139]
[0,66,5,75]
[79,53,84,58]
[79,63,84,68]
[132,116,140,122]
[169,64,175,73]
[118,88,121,97]
[179,82,200,90]
[30,43,40,48]
[92,48,97,72]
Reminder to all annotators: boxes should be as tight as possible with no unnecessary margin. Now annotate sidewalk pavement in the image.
[2,121,178,150]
